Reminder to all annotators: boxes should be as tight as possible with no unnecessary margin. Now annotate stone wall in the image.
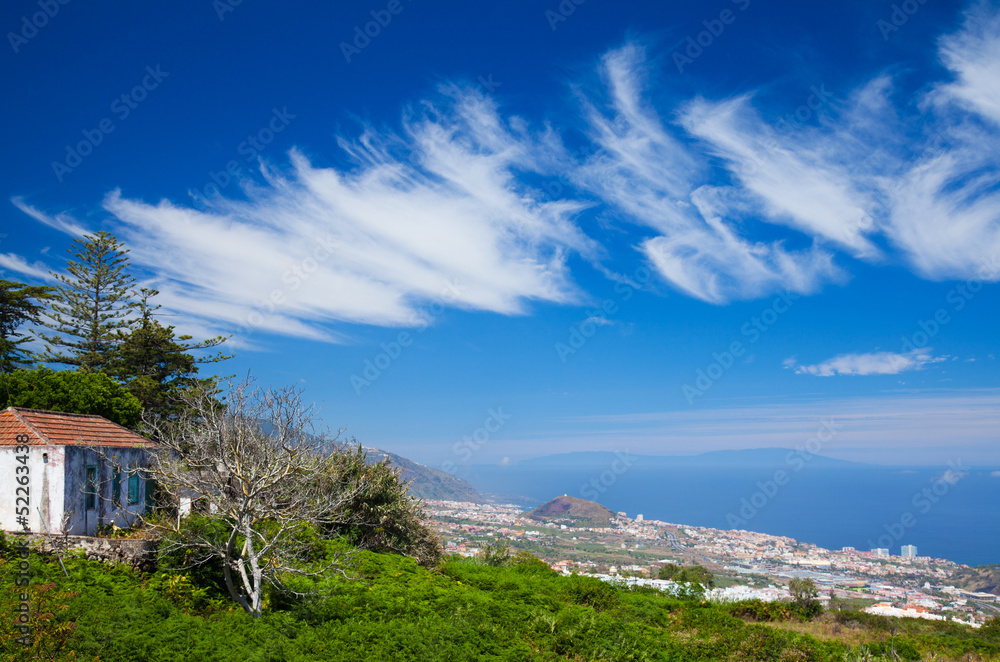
[16,533,159,573]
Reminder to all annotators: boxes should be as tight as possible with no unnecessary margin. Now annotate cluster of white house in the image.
[1,407,152,536]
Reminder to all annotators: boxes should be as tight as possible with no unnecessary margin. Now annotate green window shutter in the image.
[127,473,140,505]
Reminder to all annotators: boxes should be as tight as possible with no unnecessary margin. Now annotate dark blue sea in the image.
[461,449,1000,567]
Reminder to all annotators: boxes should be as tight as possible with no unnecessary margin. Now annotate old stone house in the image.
[0,407,153,536]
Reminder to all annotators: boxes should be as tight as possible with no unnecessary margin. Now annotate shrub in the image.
[729,599,796,622]
[319,444,444,568]
[479,540,513,567]
[834,608,893,632]
[657,562,715,587]
[563,575,620,612]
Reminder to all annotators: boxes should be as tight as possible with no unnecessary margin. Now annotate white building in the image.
[901,544,918,557]
[1,407,153,536]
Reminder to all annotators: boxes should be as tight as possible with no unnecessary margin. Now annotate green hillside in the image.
[364,446,484,502]
[3,539,999,661]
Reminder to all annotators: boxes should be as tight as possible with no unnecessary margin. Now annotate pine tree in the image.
[39,231,138,371]
[0,280,55,373]
[106,288,231,418]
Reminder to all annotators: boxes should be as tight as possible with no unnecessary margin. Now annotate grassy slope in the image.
[2,543,998,662]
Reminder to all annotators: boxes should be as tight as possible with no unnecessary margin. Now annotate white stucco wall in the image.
[0,445,65,535]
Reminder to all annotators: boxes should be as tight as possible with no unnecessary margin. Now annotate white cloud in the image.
[936,1,1000,127]
[573,44,841,304]
[790,351,945,377]
[14,91,600,342]
[678,91,882,260]
[0,253,60,284]
[658,2,1000,288]
[10,197,88,237]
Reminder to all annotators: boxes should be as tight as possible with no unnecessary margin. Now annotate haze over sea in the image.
[463,450,1000,567]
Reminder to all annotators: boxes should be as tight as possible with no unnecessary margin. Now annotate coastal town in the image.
[425,499,1000,628]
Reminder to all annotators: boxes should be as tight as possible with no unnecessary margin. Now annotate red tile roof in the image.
[0,407,152,447]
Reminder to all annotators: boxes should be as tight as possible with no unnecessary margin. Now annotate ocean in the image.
[462,449,1000,567]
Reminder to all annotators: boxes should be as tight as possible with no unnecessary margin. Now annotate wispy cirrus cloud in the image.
[8,2,1000,343]
[10,197,88,238]
[883,3,1000,282]
[672,1,1000,286]
[786,350,945,377]
[14,91,599,342]
[935,1,1000,126]
[0,252,60,284]
[572,44,841,304]
[677,85,885,260]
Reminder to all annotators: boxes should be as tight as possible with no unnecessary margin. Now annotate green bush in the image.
[834,608,893,632]
[728,598,797,622]
[318,445,444,568]
[562,574,620,612]
[657,562,716,587]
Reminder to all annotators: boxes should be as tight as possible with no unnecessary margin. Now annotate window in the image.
[127,473,141,505]
[112,468,121,505]
[85,466,97,509]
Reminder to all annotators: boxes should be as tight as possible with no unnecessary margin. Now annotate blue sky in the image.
[2,0,999,470]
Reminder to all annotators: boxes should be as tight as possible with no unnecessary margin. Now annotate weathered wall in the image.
[14,533,159,573]
[0,445,65,535]
[62,446,149,536]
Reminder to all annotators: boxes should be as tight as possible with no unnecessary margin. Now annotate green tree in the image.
[105,289,230,419]
[788,577,821,618]
[0,367,142,427]
[319,444,444,568]
[658,563,715,587]
[657,563,681,580]
[0,280,54,373]
[39,231,138,371]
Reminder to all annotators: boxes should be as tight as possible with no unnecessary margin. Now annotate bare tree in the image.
[122,378,371,618]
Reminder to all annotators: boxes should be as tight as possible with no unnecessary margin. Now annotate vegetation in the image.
[527,495,616,527]
[0,231,231,423]
[0,280,53,373]
[38,231,139,371]
[128,379,376,618]
[950,563,1000,595]
[320,445,444,568]
[657,562,716,587]
[3,538,998,662]
[104,288,229,419]
[0,366,143,426]
[789,577,822,618]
